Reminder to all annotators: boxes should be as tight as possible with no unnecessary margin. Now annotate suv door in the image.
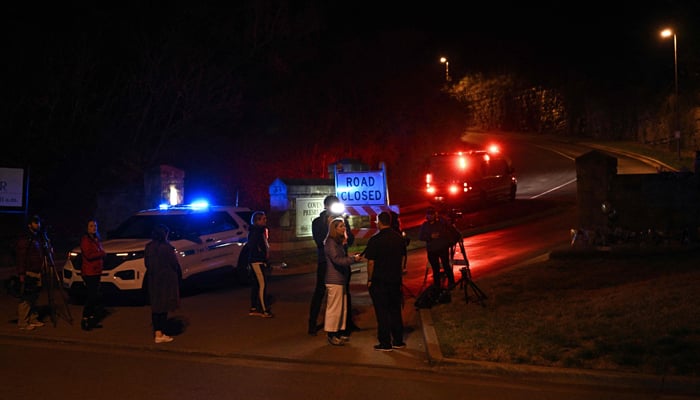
[177,210,247,278]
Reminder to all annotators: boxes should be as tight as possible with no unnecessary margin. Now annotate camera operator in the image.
[15,215,50,331]
[418,207,458,289]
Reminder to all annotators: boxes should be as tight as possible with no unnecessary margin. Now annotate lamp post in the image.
[440,57,450,82]
[660,28,680,159]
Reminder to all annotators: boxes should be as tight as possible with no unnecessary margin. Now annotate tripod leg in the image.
[458,240,470,267]
[423,261,429,288]
[52,264,73,324]
[468,281,487,306]
[44,256,73,326]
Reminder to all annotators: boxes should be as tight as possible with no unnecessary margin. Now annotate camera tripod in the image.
[41,239,73,326]
[448,233,487,307]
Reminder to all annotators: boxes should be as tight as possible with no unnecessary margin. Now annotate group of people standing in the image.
[14,215,108,332]
[307,195,412,350]
[15,200,458,350]
[14,215,183,344]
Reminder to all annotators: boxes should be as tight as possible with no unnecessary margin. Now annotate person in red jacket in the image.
[80,219,106,331]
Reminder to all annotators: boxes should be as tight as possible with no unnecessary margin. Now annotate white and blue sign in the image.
[335,169,387,206]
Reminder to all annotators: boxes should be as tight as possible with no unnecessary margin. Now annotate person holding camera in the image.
[15,215,48,331]
[418,207,458,289]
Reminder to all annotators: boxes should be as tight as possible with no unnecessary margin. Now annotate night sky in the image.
[2,1,698,234]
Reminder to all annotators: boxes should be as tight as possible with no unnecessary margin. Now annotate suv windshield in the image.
[108,211,241,241]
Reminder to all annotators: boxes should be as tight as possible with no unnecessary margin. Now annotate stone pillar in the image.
[575,151,617,229]
[144,165,185,209]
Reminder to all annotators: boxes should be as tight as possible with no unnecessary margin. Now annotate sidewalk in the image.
[0,262,433,373]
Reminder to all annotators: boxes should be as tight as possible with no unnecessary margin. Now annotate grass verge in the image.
[431,248,700,377]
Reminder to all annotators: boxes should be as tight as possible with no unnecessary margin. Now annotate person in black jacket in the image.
[15,215,49,331]
[364,211,406,351]
[144,224,181,343]
[247,211,273,318]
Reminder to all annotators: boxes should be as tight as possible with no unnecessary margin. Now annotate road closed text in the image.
[336,171,386,205]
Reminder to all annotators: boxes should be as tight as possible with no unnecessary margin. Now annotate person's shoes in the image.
[81,318,91,331]
[339,335,350,342]
[261,311,273,318]
[328,336,344,346]
[155,335,174,344]
[392,342,407,349]
[18,325,35,331]
[88,317,102,329]
[248,308,263,316]
[29,321,44,327]
[373,343,393,352]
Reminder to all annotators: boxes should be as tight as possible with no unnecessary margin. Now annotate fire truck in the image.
[424,146,517,210]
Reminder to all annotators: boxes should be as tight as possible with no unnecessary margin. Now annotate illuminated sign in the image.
[335,169,387,206]
[0,167,27,212]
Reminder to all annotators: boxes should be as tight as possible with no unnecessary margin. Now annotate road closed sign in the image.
[335,170,387,206]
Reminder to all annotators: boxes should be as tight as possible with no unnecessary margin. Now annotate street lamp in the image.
[440,57,450,82]
[660,28,680,159]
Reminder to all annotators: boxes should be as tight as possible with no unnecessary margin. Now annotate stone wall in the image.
[576,150,700,240]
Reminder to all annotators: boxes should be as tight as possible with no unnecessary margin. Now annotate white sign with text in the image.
[295,197,325,237]
[0,167,25,209]
[335,170,387,206]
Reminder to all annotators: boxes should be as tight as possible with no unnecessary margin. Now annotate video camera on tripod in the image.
[446,208,463,224]
[31,218,73,326]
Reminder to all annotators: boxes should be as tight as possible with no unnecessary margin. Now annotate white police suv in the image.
[62,203,252,300]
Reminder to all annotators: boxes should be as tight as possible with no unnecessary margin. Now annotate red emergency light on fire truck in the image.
[424,144,517,210]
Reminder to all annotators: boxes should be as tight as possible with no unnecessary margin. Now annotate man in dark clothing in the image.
[248,211,272,318]
[15,215,49,331]
[308,195,356,335]
[418,207,458,289]
[364,211,406,351]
